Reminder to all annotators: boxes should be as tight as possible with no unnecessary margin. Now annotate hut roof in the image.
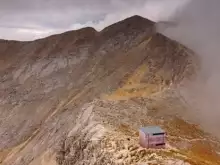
[140,126,165,134]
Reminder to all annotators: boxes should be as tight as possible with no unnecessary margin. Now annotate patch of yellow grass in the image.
[104,63,163,100]
[162,118,220,165]
[1,129,40,164]
[29,150,57,165]
[0,149,11,164]
[126,64,149,85]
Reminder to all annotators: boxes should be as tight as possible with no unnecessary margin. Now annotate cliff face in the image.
[0,16,219,165]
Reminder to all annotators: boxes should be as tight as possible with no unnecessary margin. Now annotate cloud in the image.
[0,27,53,41]
[157,0,220,137]
[0,0,188,41]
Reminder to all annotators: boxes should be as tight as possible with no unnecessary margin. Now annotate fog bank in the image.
[157,0,220,137]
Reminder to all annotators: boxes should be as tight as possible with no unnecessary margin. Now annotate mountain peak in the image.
[122,15,154,23]
[102,15,154,32]
[100,15,155,40]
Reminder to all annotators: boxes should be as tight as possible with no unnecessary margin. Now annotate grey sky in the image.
[0,0,189,41]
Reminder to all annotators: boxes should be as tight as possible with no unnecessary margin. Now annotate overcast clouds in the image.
[0,0,189,41]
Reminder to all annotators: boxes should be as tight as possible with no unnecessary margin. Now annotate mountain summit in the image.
[0,15,219,165]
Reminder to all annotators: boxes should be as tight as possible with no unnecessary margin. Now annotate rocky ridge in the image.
[0,15,219,165]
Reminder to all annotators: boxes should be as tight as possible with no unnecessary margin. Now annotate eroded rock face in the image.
[55,99,220,165]
[0,15,211,165]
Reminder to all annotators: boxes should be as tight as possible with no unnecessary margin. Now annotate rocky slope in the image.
[0,15,219,165]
